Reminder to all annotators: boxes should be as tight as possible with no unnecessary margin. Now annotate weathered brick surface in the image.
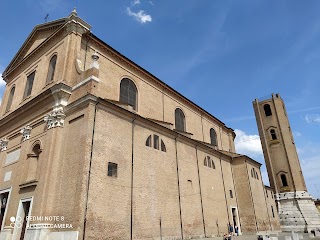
[0,13,281,240]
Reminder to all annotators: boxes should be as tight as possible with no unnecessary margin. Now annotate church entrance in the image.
[231,207,241,235]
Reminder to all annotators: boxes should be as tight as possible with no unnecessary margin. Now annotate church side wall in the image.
[83,103,238,239]
[79,41,234,151]
[265,188,281,231]
[84,107,133,240]
[246,163,271,232]
[198,151,229,237]
[232,159,257,234]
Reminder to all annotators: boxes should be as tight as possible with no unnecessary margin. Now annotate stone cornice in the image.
[0,88,53,137]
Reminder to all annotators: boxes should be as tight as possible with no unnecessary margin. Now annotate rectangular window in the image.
[107,162,118,177]
[24,72,35,98]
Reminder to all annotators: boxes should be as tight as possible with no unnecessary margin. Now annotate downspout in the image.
[219,154,231,229]
[83,101,99,240]
[260,170,272,232]
[130,117,137,240]
[195,146,206,237]
[175,136,184,240]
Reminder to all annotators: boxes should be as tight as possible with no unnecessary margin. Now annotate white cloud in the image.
[132,0,141,5]
[126,7,152,24]
[300,153,320,199]
[149,1,154,5]
[293,131,302,137]
[0,66,6,87]
[0,66,6,106]
[305,114,320,123]
[234,129,263,158]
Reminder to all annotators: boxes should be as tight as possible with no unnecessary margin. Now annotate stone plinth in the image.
[276,191,320,232]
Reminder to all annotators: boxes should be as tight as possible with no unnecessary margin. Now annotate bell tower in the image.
[253,93,320,232]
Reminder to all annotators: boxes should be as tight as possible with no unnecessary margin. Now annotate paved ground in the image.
[191,233,320,240]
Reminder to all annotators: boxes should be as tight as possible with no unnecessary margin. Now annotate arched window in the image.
[251,168,254,178]
[210,128,217,146]
[161,140,166,152]
[175,108,185,132]
[145,134,167,152]
[6,86,15,112]
[146,135,152,147]
[270,129,277,140]
[264,104,272,116]
[281,174,288,187]
[120,78,138,110]
[256,171,259,180]
[46,55,57,83]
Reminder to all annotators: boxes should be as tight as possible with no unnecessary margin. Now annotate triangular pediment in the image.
[4,18,69,76]
[3,12,91,80]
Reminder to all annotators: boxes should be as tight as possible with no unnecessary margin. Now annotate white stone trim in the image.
[12,197,34,240]
[72,76,100,91]
[0,187,12,231]
[4,172,12,182]
[20,125,32,141]
[0,138,9,151]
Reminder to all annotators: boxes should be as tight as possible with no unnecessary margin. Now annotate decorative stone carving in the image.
[90,51,99,69]
[44,83,71,130]
[44,108,66,129]
[20,125,32,141]
[75,52,84,74]
[0,138,9,151]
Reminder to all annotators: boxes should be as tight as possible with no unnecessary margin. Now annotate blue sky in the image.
[0,0,319,198]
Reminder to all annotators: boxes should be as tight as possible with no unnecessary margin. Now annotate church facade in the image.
[0,11,280,239]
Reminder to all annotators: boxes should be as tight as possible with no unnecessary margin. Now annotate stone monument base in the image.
[276,191,320,232]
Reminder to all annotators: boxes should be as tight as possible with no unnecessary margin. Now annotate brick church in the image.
[0,9,301,240]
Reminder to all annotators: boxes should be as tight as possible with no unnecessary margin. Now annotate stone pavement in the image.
[191,233,320,240]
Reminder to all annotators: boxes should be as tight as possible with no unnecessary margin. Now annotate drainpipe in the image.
[195,145,206,237]
[175,136,184,239]
[82,101,98,240]
[130,117,137,240]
